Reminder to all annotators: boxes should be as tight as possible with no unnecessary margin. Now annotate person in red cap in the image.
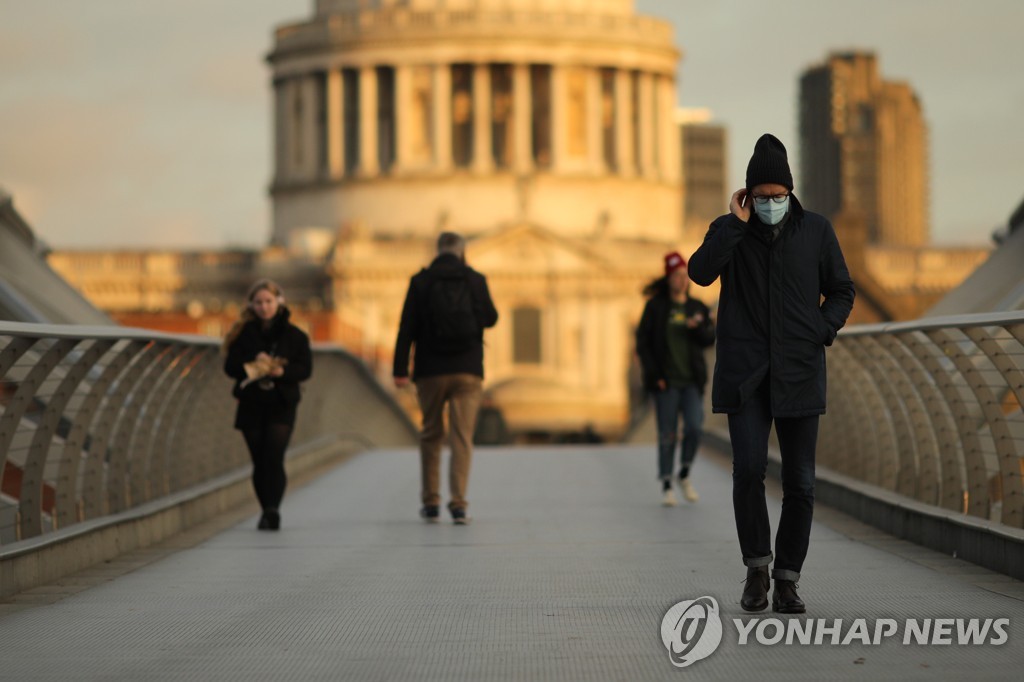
[689,133,855,614]
[636,252,715,506]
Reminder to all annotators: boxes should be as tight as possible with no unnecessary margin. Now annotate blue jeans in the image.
[727,377,818,581]
[653,384,704,481]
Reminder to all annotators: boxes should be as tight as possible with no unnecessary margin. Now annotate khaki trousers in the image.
[415,373,483,511]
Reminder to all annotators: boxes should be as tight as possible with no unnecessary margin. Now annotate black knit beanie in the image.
[745,133,793,190]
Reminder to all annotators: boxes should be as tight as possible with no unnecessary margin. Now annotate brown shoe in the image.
[740,566,770,612]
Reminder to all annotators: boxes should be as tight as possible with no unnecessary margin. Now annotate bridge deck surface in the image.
[1,444,1022,680]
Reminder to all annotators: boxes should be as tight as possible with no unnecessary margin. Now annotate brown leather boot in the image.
[772,580,806,614]
[740,566,770,612]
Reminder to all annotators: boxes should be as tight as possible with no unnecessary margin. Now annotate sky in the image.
[1,0,1021,249]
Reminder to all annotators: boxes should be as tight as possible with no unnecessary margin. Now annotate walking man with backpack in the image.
[394,232,499,525]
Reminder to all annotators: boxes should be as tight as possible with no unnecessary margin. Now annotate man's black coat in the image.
[393,253,499,381]
[688,196,855,417]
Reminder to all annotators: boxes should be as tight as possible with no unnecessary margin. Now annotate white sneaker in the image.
[662,488,678,507]
[679,478,699,503]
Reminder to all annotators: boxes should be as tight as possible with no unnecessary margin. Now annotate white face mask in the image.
[754,195,790,225]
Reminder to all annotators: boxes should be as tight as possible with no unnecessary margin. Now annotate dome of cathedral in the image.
[314,1,634,16]
[271,0,679,246]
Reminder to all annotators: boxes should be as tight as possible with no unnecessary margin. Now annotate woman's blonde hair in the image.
[221,279,286,354]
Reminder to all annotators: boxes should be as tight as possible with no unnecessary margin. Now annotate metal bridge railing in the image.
[0,321,417,546]
[823,311,1024,528]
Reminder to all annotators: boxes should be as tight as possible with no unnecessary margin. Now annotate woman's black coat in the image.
[687,196,855,417]
[635,286,716,394]
[223,308,312,429]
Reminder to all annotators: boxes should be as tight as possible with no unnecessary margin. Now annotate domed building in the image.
[268,0,680,245]
[267,0,686,438]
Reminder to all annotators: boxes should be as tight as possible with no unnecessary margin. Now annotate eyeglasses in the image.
[752,193,790,205]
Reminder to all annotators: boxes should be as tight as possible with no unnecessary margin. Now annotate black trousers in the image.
[242,422,293,511]
[727,378,819,581]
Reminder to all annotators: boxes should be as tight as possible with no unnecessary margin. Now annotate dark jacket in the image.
[688,195,855,417]
[393,253,499,381]
[223,308,312,428]
[635,283,716,393]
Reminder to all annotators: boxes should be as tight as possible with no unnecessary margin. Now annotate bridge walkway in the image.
[1,443,1022,681]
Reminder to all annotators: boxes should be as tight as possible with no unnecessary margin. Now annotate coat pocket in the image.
[817,312,834,346]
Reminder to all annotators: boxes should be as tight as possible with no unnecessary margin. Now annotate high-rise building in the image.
[677,108,727,243]
[799,51,929,247]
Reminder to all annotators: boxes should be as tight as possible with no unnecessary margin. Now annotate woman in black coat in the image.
[223,280,312,530]
[636,252,715,507]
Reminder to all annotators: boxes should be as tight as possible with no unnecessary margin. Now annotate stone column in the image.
[583,295,600,390]
[587,67,603,174]
[650,74,661,178]
[395,64,413,174]
[614,70,632,178]
[433,63,452,172]
[299,75,319,181]
[326,69,343,179]
[660,75,680,183]
[638,71,654,179]
[513,63,533,174]
[472,62,493,174]
[285,77,306,179]
[359,66,379,177]
[273,77,288,182]
[550,63,565,173]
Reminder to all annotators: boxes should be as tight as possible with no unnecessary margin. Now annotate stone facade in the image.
[329,221,694,434]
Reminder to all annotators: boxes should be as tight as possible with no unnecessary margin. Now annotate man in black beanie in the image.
[688,134,855,613]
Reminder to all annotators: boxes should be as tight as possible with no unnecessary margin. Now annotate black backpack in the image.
[425,268,480,353]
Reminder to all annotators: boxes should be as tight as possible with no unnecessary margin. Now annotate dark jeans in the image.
[242,422,294,511]
[727,378,818,581]
[653,384,704,481]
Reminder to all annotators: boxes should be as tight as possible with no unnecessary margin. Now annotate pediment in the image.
[467,222,615,275]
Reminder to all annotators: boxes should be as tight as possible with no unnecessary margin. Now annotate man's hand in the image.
[686,312,705,329]
[656,379,667,391]
[394,376,410,389]
[730,188,751,223]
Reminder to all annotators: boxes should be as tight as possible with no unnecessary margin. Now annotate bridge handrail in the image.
[822,310,1024,528]
[838,310,1024,336]
[0,321,417,546]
